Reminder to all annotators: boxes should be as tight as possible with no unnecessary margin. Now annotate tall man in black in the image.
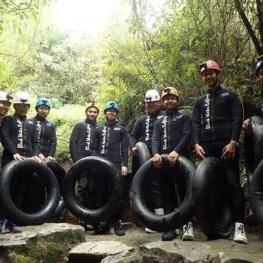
[70,101,100,230]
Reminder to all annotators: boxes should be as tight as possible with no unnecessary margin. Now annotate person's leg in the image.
[160,168,177,241]
[224,154,247,244]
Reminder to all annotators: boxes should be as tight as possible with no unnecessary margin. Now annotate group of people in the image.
[0,91,56,232]
[1,56,263,244]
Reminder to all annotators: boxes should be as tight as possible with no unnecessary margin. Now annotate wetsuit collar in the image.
[36,115,45,121]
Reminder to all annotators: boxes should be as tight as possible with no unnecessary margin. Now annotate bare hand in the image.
[13,154,25,161]
[131,147,138,156]
[221,141,236,161]
[195,144,206,160]
[153,153,162,169]
[168,151,179,166]
[121,166,128,176]
[242,119,251,135]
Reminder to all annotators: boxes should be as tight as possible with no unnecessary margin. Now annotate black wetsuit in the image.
[70,118,100,208]
[91,120,129,221]
[192,85,244,222]
[152,109,192,214]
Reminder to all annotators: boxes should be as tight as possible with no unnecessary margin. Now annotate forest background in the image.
[0,0,263,186]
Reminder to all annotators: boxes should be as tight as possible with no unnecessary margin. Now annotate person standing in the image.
[152,86,194,241]
[23,98,57,213]
[0,91,41,231]
[70,101,100,230]
[243,55,263,132]
[192,60,247,244]
[91,101,128,236]
[129,89,165,233]
[0,91,13,233]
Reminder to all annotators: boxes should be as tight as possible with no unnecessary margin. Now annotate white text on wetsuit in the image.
[204,94,211,129]
[17,119,24,148]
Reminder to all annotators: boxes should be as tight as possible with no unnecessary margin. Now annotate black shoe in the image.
[79,220,95,231]
[114,221,125,236]
[162,231,177,241]
[94,221,110,235]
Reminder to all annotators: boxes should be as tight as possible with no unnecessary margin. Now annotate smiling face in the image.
[145,101,160,114]
[105,108,117,122]
[0,101,11,117]
[201,69,219,90]
[14,104,30,116]
[86,106,99,121]
[163,94,178,112]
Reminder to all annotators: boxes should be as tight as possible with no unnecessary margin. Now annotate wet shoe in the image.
[114,220,125,236]
[182,222,194,241]
[94,221,110,235]
[162,231,177,241]
[233,222,248,244]
[79,220,95,231]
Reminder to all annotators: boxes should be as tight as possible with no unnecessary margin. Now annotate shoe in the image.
[114,220,125,236]
[182,222,194,241]
[233,222,248,244]
[145,227,157,233]
[94,221,110,235]
[79,220,94,231]
[162,231,177,241]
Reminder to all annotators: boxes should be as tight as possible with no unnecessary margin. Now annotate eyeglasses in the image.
[110,102,116,107]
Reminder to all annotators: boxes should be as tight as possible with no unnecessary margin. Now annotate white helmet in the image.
[14,91,31,105]
[0,91,13,103]
[144,89,160,102]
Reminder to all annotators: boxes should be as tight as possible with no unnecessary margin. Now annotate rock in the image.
[68,241,133,263]
[0,223,85,263]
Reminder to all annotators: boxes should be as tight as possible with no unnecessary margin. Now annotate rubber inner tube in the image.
[62,156,126,223]
[0,159,60,225]
[244,116,263,185]
[44,161,66,220]
[192,157,234,239]
[249,158,263,227]
[130,155,195,232]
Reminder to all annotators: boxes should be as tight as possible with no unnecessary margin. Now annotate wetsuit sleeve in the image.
[257,99,263,118]
[121,128,129,167]
[69,123,80,163]
[48,123,57,157]
[174,115,192,153]
[192,98,202,145]
[151,120,161,155]
[91,128,99,156]
[1,116,18,155]
[230,92,242,142]
[129,117,142,148]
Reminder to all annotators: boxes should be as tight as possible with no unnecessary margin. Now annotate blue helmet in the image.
[255,55,263,76]
[35,98,51,110]
[103,101,119,113]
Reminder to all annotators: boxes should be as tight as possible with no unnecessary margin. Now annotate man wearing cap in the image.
[129,89,165,233]
[70,101,100,230]
[0,91,41,232]
[152,86,193,241]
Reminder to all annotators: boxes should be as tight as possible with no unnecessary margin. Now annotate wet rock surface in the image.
[0,221,263,262]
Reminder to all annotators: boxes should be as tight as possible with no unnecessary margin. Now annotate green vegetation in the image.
[0,0,262,171]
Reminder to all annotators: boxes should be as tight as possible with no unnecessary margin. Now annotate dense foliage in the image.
[0,0,263,167]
